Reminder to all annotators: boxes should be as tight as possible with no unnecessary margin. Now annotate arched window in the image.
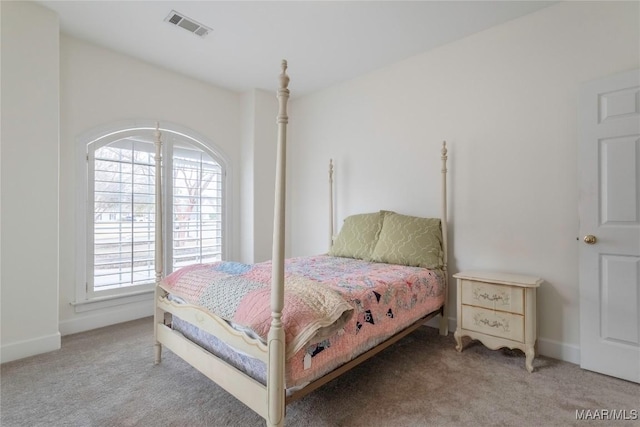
[77,122,228,302]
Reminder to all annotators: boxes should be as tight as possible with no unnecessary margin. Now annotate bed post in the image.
[439,141,449,336]
[267,60,289,427]
[328,159,334,250]
[154,123,164,363]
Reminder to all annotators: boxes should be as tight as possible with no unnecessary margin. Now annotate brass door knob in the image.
[584,235,597,244]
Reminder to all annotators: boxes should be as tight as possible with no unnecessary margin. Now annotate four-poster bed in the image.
[153,61,450,427]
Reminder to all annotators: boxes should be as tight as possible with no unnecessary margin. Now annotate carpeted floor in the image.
[1,317,638,427]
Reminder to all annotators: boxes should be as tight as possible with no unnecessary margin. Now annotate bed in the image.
[153,61,450,426]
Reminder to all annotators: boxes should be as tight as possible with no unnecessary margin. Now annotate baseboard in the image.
[59,299,154,336]
[1,332,61,364]
[425,316,580,365]
[536,337,580,365]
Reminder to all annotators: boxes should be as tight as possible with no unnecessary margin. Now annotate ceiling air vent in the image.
[165,10,212,38]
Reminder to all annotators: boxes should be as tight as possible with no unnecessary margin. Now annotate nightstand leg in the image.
[525,346,535,373]
[454,329,463,352]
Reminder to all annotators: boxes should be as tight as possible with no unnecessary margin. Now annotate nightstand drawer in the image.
[461,279,524,314]
[461,305,524,342]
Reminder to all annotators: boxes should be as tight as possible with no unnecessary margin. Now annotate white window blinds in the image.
[89,136,224,293]
[171,145,223,270]
[91,139,156,291]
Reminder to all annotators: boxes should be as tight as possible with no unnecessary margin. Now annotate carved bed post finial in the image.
[441,141,448,168]
[280,60,290,90]
[277,60,290,126]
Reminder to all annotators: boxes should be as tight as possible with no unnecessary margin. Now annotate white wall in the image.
[240,93,256,263]
[288,1,640,363]
[1,8,277,347]
[252,90,278,262]
[58,35,242,335]
[240,90,278,264]
[1,1,61,362]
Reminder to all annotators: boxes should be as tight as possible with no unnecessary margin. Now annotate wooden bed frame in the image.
[153,61,449,426]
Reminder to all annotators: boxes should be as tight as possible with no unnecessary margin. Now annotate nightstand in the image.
[453,270,542,372]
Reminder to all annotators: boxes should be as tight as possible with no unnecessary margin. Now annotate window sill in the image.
[71,289,154,313]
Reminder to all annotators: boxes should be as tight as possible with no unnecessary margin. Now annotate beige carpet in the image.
[1,317,638,427]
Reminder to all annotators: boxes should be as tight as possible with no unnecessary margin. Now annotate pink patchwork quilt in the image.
[162,255,445,387]
[160,257,354,359]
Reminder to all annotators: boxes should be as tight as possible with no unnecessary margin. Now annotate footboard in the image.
[157,294,269,362]
[155,286,269,419]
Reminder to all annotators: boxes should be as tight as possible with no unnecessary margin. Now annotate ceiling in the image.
[36,1,556,97]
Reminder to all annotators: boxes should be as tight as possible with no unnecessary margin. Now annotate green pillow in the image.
[329,212,384,260]
[369,213,443,269]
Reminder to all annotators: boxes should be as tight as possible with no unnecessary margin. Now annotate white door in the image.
[579,69,640,383]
